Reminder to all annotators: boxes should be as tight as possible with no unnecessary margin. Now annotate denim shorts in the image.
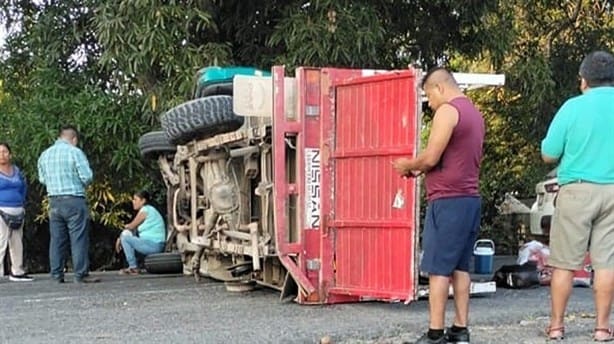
[420,196,481,276]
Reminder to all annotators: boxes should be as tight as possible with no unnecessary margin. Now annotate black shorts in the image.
[420,196,481,276]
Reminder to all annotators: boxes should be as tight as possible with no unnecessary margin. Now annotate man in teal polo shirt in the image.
[542,50,614,342]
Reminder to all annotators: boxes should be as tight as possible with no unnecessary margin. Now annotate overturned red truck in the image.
[137,66,504,304]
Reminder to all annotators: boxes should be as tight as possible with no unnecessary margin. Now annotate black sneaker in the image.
[75,275,101,284]
[51,274,65,283]
[445,327,470,344]
[412,333,446,344]
[9,274,33,282]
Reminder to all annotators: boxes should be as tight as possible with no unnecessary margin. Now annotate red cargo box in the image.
[272,66,420,304]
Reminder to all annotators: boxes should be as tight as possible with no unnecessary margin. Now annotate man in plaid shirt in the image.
[38,124,98,283]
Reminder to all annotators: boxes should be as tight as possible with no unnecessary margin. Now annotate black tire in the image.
[195,81,233,98]
[138,131,176,159]
[160,95,244,145]
[144,252,183,274]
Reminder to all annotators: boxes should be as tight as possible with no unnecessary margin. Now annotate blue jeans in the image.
[120,230,165,268]
[49,196,90,281]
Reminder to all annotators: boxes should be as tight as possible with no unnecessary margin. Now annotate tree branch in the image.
[547,0,583,56]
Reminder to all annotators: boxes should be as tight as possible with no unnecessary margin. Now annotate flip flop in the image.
[118,268,140,276]
[594,328,614,342]
[546,326,565,341]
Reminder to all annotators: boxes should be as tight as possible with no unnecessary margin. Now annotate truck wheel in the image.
[160,95,244,145]
[144,252,183,274]
[138,131,176,159]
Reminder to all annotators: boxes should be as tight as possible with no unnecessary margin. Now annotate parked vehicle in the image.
[137,66,504,304]
[529,168,558,239]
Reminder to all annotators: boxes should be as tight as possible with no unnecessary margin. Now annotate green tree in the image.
[94,0,231,111]
[0,0,156,271]
[453,1,614,250]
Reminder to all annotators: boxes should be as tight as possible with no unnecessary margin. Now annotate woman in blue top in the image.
[115,190,166,275]
[0,142,33,281]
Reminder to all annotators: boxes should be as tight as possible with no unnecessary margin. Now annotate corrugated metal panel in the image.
[328,71,418,301]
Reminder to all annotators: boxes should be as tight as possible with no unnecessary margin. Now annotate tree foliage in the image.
[0,0,158,270]
[452,0,614,248]
[94,0,231,109]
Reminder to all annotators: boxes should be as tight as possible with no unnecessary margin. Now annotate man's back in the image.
[542,86,614,185]
[41,125,98,283]
[38,139,93,196]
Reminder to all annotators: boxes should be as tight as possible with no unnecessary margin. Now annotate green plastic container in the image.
[194,66,271,98]
[196,66,270,86]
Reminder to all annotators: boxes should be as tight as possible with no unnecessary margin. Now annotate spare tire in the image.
[144,252,183,274]
[160,95,244,145]
[138,131,176,159]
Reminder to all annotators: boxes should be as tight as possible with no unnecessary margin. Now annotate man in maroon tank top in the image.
[393,67,485,344]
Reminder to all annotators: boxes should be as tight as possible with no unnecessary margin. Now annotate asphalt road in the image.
[0,269,602,344]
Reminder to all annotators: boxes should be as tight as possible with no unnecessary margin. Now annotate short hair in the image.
[421,66,457,89]
[0,142,11,153]
[579,51,614,87]
[134,190,151,203]
[59,124,79,140]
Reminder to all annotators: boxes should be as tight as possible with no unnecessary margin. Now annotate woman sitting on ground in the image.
[115,190,166,275]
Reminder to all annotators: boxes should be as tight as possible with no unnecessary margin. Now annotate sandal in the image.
[118,268,139,276]
[594,328,614,342]
[546,326,565,341]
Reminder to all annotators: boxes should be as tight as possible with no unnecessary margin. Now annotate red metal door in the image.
[323,70,420,302]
